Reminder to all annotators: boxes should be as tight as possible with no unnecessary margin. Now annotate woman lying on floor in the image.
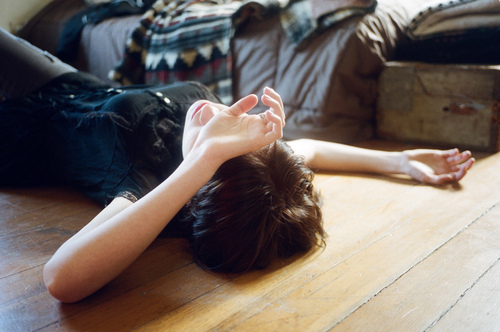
[0,28,474,303]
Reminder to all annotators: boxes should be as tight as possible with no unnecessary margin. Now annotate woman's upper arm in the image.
[287,139,317,166]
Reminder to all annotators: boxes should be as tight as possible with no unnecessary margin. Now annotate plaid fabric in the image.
[110,0,377,104]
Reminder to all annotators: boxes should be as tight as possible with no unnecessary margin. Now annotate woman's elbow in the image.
[43,260,85,303]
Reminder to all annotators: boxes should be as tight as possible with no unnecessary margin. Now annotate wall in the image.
[0,0,54,32]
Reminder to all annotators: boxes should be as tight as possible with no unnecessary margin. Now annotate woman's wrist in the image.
[183,143,224,176]
[397,151,410,176]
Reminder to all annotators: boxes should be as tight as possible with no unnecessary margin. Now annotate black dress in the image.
[0,72,220,205]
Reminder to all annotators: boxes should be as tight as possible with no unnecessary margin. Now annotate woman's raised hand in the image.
[195,87,285,166]
[400,148,475,185]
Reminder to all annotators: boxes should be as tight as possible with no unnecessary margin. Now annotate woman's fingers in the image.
[265,86,284,111]
[429,156,474,184]
[456,158,474,180]
[226,88,284,128]
[223,88,285,143]
[441,148,459,158]
[444,149,472,165]
[262,110,284,138]
[228,94,258,117]
[261,87,285,125]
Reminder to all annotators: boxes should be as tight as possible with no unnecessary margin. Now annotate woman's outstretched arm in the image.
[43,152,225,303]
[287,139,474,185]
[43,89,285,303]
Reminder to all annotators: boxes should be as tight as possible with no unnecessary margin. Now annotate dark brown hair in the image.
[183,140,325,273]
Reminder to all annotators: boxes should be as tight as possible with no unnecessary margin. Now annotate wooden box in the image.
[377,61,500,151]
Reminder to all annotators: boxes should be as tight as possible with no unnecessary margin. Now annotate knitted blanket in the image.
[110,0,377,104]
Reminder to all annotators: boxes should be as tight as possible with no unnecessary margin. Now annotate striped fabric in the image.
[110,0,240,104]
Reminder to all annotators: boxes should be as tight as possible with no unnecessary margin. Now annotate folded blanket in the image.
[110,0,378,103]
[407,0,500,39]
[395,0,500,64]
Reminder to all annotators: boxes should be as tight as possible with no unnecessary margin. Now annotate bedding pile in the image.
[19,0,417,143]
[396,0,500,63]
[110,0,377,104]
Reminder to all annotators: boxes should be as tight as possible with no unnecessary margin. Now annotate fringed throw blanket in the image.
[110,0,377,104]
[110,0,241,104]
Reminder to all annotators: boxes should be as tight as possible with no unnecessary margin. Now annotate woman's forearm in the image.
[43,152,220,303]
[287,139,473,185]
[287,139,403,175]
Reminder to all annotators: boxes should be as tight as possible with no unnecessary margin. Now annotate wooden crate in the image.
[377,61,500,151]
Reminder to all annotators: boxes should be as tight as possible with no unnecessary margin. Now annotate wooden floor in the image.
[1,140,499,331]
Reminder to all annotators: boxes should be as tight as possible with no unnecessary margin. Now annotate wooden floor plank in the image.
[0,187,86,224]
[430,259,500,331]
[0,207,97,278]
[0,266,46,307]
[40,263,233,331]
[0,193,97,236]
[332,203,500,331]
[0,292,62,332]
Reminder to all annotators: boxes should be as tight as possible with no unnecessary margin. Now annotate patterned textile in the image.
[110,0,378,104]
[110,0,241,104]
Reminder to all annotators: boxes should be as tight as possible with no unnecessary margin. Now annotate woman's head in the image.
[183,140,325,273]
